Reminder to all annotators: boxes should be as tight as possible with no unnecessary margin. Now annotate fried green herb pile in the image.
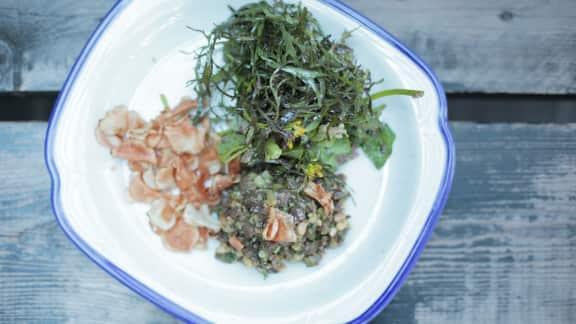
[215,170,349,274]
[192,0,422,274]
[194,0,422,174]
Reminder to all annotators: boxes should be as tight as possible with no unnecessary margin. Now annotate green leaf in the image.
[282,146,304,159]
[160,94,170,109]
[310,138,352,168]
[265,139,282,160]
[212,69,227,83]
[257,48,280,68]
[191,0,412,180]
[304,119,321,132]
[280,66,325,105]
[280,66,323,80]
[241,109,252,122]
[217,133,247,163]
[337,26,361,44]
[254,171,272,188]
[358,122,396,169]
[311,124,328,142]
[245,126,255,144]
[373,104,386,115]
[215,251,238,264]
[280,26,298,61]
[201,61,213,90]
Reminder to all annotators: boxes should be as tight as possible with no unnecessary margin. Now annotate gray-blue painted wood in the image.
[0,122,575,323]
[0,0,575,94]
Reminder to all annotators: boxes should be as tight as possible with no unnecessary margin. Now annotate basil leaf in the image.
[217,132,247,163]
[358,122,395,169]
[265,139,282,160]
[282,146,304,159]
[310,138,352,169]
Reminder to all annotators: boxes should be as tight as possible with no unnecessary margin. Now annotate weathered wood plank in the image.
[0,122,575,323]
[0,1,575,94]
[0,0,114,91]
[349,0,576,94]
[375,123,576,324]
[0,122,177,323]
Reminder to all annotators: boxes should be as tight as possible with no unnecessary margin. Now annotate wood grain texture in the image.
[0,0,114,91]
[347,0,576,94]
[0,122,177,323]
[0,122,575,323]
[375,123,576,324]
[0,1,575,94]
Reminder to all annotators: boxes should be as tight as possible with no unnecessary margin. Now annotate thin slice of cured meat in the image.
[112,140,157,165]
[164,118,206,155]
[127,160,149,173]
[196,227,210,249]
[96,106,146,149]
[174,157,199,191]
[129,173,162,202]
[304,182,334,217]
[210,174,236,194]
[142,168,159,190]
[182,203,220,231]
[229,236,244,251]
[126,111,147,129]
[199,145,221,174]
[227,158,241,176]
[145,129,163,148]
[96,98,239,254]
[156,149,178,169]
[162,219,200,252]
[262,207,297,243]
[157,98,197,125]
[147,198,177,231]
[155,167,176,191]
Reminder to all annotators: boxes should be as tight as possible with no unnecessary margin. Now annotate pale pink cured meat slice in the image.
[304,182,334,217]
[174,157,199,191]
[112,140,157,165]
[183,203,220,231]
[127,160,149,173]
[95,97,238,253]
[129,173,162,202]
[96,106,147,149]
[164,118,206,155]
[263,207,297,243]
[148,198,177,231]
[157,98,198,125]
[162,219,200,252]
[155,167,177,191]
[229,237,244,251]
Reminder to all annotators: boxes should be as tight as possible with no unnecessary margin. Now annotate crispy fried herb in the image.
[193,0,422,176]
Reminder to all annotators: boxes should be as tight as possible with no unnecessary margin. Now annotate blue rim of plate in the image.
[44,0,455,323]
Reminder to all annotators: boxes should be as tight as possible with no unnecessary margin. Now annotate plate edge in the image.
[317,1,455,323]
[43,0,209,323]
[43,0,456,323]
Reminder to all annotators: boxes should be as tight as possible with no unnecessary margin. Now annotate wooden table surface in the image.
[1,0,575,94]
[1,123,575,323]
[0,0,575,323]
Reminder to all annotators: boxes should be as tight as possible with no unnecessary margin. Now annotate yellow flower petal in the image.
[293,125,306,138]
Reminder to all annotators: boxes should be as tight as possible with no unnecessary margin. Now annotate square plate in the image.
[45,0,455,322]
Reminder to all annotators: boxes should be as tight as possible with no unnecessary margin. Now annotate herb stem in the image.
[160,94,170,109]
[370,89,424,100]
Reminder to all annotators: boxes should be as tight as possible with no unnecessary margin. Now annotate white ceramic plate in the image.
[45,0,455,322]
